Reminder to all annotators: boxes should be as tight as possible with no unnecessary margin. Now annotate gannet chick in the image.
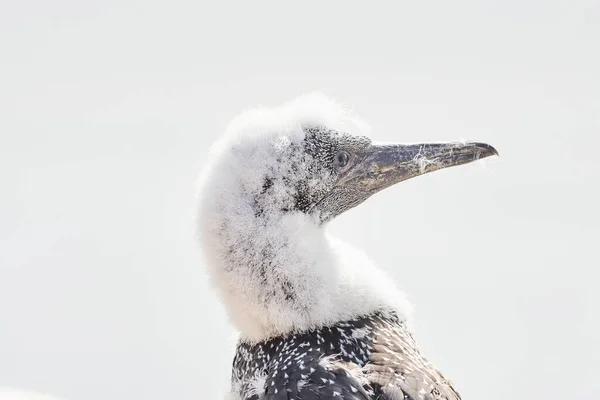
[196,94,497,400]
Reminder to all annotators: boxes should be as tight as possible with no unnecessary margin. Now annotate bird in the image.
[195,93,498,400]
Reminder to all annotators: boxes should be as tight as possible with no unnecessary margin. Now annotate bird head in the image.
[198,94,497,228]
[295,126,498,223]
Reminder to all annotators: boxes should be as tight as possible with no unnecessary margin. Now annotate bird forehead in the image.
[304,126,372,152]
[229,125,369,160]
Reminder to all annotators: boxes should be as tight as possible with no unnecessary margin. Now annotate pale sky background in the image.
[1,1,599,399]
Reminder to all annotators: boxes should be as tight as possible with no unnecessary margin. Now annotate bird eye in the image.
[334,151,351,170]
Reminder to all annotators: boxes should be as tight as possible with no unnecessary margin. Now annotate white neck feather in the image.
[198,210,413,342]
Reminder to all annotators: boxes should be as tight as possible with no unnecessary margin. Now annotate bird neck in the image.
[201,212,413,343]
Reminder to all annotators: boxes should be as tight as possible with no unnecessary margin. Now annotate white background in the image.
[1,1,599,399]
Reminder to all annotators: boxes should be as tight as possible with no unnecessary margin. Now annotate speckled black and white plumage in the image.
[231,311,460,400]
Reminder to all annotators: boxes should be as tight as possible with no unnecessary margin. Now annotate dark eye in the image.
[334,151,351,170]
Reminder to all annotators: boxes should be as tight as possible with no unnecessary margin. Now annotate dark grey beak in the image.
[341,141,498,194]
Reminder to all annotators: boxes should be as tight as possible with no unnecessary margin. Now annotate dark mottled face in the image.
[296,127,372,219]
[255,126,497,223]
[252,126,372,222]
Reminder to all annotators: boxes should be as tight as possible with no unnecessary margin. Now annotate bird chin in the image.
[310,191,370,225]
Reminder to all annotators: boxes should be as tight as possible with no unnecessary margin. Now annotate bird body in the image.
[196,94,497,399]
[232,311,460,400]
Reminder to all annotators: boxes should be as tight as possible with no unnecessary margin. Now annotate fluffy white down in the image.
[196,93,413,342]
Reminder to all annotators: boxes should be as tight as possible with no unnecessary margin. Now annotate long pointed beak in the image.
[343,141,498,194]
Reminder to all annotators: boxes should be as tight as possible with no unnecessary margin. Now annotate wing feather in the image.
[261,350,372,399]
